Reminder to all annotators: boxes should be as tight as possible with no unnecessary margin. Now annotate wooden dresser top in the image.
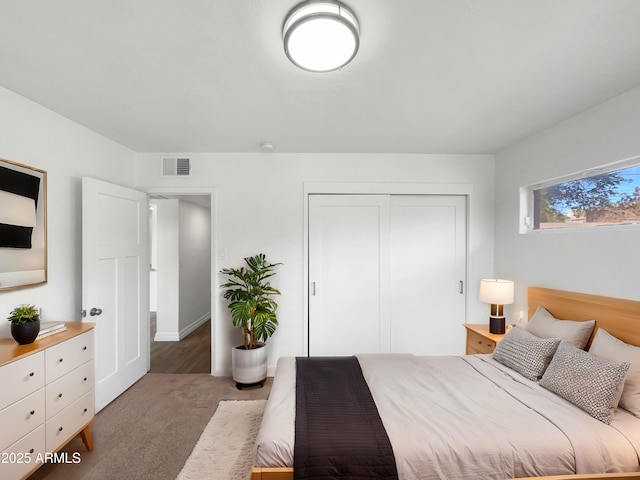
[0,322,95,367]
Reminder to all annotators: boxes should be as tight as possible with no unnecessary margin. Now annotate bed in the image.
[251,287,640,480]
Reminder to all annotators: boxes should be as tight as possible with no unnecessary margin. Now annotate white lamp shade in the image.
[0,190,36,227]
[283,1,360,72]
[479,279,514,305]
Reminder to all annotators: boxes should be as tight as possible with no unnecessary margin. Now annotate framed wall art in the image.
[0,157,47,290]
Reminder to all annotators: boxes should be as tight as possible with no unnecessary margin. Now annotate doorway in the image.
[148,194,212,373]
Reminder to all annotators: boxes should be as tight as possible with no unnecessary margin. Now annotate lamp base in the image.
[489,316,506,334]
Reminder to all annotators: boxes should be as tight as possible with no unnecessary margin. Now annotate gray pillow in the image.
[493,327,561,381]
[540,341,630,424]
[589,328,640,417]
[526,306,595,349]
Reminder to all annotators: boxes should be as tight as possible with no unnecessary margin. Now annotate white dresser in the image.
[0,323,95,480]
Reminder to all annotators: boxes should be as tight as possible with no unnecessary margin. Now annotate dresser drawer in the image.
[46,361,94,419]
[0,424,46,480]
[46,390,94,453]
[0,352,45,410]
[0,389,45,452]
[467,330,496,354]
[45,331,94,383]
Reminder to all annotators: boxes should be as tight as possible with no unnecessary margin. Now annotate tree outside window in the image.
[532,165,640,229]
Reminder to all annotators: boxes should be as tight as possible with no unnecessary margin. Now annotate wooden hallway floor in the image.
[149,314,211,373]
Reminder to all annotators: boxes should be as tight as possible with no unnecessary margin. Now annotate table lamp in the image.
[479,279,514,334]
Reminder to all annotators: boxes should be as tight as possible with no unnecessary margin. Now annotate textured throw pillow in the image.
[526,306,595,349]
[540,341,630,424]
[493,327,561,381]
[589,328,640,417]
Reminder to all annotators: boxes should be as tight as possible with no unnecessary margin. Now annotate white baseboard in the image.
[154,331,180,342]
[153,312,210,342]
[178,312,210,340]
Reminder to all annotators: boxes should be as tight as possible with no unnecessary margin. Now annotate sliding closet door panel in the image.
[308,195,390,356]
[390,196,466,355]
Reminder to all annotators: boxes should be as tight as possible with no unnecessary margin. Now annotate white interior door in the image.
[390,195,466,354]
[308,194,467,356]
[82,177,149,412]
[308,195,390,356]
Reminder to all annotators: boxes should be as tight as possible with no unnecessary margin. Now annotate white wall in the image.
[178,200,211,333]
[149,204,158,311]
[495,85,640,317]
[135,153,496,375]
[154,198,180,340]
[0,86,136,338]
[3,73,637,376]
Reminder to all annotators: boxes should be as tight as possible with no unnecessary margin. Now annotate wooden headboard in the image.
[528,287,640,348]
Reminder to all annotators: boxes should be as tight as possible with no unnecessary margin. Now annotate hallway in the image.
[150,314,211,373]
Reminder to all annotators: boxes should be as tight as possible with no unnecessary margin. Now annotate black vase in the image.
[11,320,40,345]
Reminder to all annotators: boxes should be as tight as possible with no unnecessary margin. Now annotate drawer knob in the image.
[29,371,35,377]
[58,427,63,432]
[58,393,63,398]
[83,408,88,413]
[83,377,88,382]
[30,410,35,415]
[29,448,34,454]
[83,346,87,351]
[59,357,64,363]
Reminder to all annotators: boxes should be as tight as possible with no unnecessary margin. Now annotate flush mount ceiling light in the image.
[283,1,360,72]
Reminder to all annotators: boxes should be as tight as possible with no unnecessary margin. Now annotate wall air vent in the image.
[161,157,191,177]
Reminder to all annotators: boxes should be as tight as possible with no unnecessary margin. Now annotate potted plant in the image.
[220,253,281,388]
[7,304,41,344]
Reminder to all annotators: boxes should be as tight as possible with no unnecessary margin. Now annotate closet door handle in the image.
[459,280,464,294]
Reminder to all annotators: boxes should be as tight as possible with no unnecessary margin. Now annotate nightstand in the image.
[463,324,507,355]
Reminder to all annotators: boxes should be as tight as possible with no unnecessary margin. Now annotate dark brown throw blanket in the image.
[294,356,399,480]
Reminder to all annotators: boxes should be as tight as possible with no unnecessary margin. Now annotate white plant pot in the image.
[232,343,267,387]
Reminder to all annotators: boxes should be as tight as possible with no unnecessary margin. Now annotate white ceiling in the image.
[1,0,640,154]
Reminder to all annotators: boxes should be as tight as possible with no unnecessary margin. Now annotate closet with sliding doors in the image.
[308,194,467,356]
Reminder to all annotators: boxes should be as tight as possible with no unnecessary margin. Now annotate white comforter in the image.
[254,353,640,479]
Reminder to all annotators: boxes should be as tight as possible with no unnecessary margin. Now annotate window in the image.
[522,157,640,232]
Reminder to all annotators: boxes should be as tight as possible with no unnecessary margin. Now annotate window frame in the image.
[520,155,640,234]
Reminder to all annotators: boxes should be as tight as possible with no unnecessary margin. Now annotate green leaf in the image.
[220,254,282,348]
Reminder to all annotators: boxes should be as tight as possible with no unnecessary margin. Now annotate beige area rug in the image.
[177,399,267,480]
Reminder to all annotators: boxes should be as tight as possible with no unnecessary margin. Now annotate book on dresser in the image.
[36,321,67,339]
